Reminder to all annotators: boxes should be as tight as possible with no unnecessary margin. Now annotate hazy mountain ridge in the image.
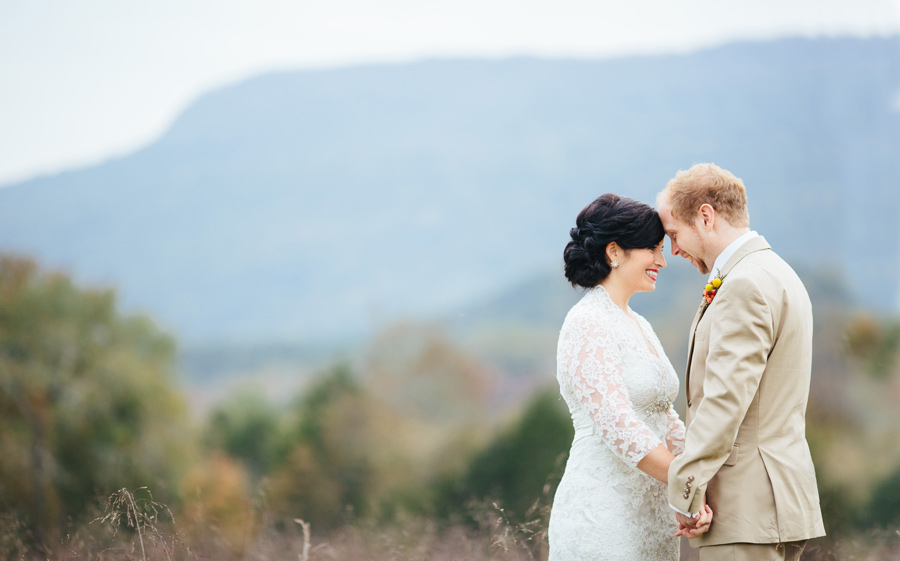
[0,36,897,346]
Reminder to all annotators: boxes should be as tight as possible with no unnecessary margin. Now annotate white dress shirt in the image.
[708,231,758,283]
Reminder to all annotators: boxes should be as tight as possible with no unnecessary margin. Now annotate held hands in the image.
[674,504,712,538]
[674,494,713,539]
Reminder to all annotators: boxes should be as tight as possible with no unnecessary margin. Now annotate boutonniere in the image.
[702,269,724,307]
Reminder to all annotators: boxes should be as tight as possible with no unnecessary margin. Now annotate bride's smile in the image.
[606,241,667,297]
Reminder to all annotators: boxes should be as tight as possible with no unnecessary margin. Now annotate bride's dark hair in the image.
[564,193,665,288]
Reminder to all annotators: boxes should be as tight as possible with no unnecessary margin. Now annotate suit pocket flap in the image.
[723,444,740,466]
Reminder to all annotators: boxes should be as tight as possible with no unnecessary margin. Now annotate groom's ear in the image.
[697,204,716,231]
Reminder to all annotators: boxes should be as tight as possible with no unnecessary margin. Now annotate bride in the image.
[548,194,712,561]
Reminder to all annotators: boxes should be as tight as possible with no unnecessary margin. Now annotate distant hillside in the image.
[0,36,897,345]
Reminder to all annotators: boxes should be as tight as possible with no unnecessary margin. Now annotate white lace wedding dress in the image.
[548,285,685,561]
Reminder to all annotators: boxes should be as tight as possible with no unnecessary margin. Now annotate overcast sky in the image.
[1,0,898,187]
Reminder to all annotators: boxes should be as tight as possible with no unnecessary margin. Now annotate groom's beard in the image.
[694,257,711,275]
[687,226,712,275]
[683,252,710,275]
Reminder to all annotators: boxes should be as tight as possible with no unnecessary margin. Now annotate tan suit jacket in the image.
[667,236,825,547]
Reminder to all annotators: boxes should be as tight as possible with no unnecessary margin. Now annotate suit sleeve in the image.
[667,275,774,514]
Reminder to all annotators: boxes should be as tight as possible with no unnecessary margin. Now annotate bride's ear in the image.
[605,242,619,266]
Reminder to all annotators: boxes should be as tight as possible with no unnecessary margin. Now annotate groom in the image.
[657,164,825,560]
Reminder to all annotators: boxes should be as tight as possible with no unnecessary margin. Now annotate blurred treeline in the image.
[1,254,899,558]
[0,255,570,556]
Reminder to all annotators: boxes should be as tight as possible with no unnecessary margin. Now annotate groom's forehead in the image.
[664,219,698,239]
[661,215,684,233]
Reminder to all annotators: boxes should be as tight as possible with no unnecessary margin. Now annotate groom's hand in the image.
[674,511,697,531]
[674,492,713,538]
[675,505,713,538]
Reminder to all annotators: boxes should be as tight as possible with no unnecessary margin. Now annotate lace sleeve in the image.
[562,313,664,466]
[665,406,686,456]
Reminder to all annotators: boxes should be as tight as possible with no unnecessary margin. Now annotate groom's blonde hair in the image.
[659,163,750,228]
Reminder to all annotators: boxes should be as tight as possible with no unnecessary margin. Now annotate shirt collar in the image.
[708,231,758,282]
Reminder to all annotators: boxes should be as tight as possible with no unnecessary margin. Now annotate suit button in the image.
[687,475,695,482]
[688,400,692,407]
[683,491,690,499]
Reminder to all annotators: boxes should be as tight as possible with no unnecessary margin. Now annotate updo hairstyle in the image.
[564,193,665,288]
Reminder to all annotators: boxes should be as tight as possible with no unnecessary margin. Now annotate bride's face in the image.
[619,241,667,293]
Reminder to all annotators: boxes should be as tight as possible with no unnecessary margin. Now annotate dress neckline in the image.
[589,285,662,361]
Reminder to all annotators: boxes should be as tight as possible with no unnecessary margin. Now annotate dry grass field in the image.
[3,488,899,561]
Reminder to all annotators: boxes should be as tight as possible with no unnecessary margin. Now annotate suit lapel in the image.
[684,301,705,403]
[683,235,772,407]
[718,235,771,279]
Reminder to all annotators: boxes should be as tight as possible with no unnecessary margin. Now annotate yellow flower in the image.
[701,269,725,308]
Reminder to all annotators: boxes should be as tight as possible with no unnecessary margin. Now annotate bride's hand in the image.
[674,504,713,538]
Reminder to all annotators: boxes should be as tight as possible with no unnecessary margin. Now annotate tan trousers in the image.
[699,540,808,561]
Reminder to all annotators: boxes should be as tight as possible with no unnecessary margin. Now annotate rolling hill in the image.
[0,36,896,348]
